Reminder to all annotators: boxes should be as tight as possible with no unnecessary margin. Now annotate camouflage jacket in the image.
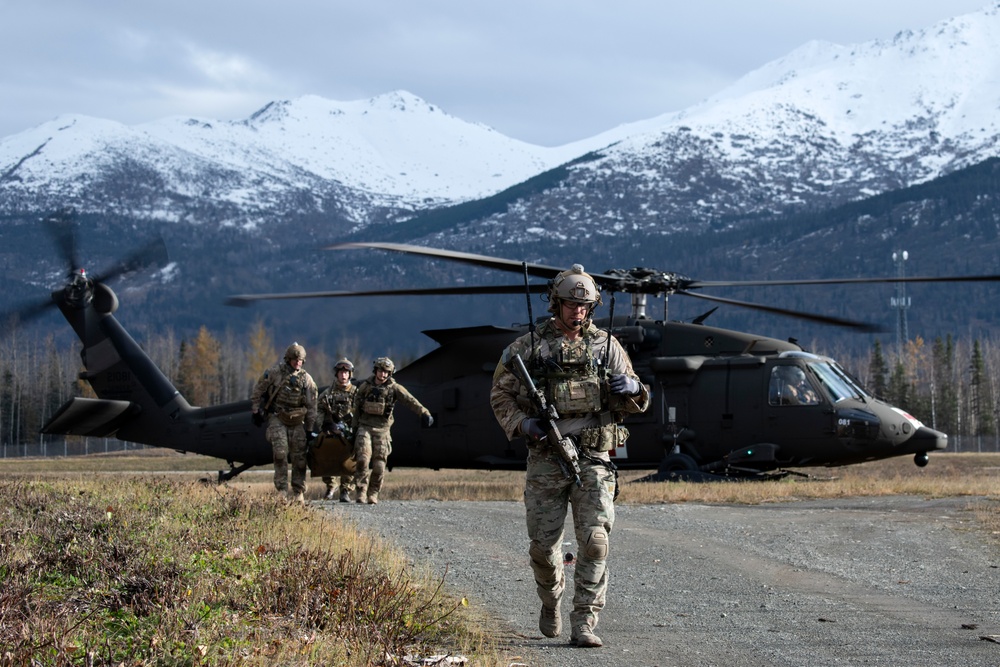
[351,376,430,432]
[250,362,319,431]
[490,318,649,441]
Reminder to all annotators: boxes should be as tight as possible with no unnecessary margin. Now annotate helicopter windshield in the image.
[808,361,869,403]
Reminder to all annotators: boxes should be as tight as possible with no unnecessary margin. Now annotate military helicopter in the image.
[19,219,1000,481]
[3,212,272,481]
[227,242,1000,480]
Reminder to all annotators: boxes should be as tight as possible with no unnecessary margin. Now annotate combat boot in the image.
[367,492,379,505]
[539,602,561,638]
[339,490,351,503]
[290,491,305,505]
[570,625,603,648]
[323,487,336,500]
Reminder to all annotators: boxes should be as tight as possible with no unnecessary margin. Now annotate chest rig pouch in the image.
[328,390,353,420]
[363,385,394,416]
[541,337,603,415]
[276,371,308,426]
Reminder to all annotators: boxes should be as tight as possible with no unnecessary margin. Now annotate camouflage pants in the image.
[353,425,392,499]
[322,474,354,492]
[266,418,308,493]
[524,447,616,633]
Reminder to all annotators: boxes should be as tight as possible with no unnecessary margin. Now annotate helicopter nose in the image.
[904,426,948,453]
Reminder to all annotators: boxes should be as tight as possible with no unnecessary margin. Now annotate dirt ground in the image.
[332,495,1000,667]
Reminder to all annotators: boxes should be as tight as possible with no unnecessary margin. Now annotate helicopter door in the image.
[765,365,833,454]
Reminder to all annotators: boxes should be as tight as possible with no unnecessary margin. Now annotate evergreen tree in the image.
[888,358,909,409]
[931,335,958,434]
[970,339,996,436]
[903,337,932,425]
[868,340,888,399]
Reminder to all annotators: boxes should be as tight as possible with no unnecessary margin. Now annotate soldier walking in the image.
[317,358,357,501]
[490,265,649,648]
[351,356,433,505]
[250,342,319,503]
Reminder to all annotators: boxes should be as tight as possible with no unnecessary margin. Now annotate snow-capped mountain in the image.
[0,91,590,228]
[431,3,1000,247]
[3,5,1000,349]
[3,6,1000,237]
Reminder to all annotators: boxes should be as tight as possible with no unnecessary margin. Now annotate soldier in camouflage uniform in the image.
[250,342,319,503]
[317,358,357,502]
[351,356,434,505]
[490,265,649,648]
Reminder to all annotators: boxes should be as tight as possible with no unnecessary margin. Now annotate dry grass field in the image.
[3,449,998,504]
[1,451,998,664]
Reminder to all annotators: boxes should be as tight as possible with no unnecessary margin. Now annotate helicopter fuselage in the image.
[41,283,946,480]
[382,317,947,476]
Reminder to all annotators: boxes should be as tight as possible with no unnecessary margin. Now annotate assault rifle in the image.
[252,385,277,427]
[511,353,582,487]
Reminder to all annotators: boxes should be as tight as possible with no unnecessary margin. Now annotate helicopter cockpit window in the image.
[808,361,867,403]
[768,366,820,406]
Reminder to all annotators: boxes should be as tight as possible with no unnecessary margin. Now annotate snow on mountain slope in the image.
[3,6,1000,232]
[620,4,1000,173]
[503,3,1000,233]
[0,91,586,223]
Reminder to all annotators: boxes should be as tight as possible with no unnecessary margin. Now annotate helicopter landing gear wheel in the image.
[914,452,929,467]
[659,452,698,477]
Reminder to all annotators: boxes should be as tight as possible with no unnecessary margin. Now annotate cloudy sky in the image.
[1,1,991,146]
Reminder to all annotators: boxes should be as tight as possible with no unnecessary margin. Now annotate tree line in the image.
[0,320,379,455]
[1,321,998,453]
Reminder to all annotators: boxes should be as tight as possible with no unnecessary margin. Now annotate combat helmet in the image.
[334,358,354,376]
[284,342,307,363]
[547,264,602,315]
[775,365,806,385]
[373,356,395,374]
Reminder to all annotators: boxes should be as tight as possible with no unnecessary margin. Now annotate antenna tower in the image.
[890,250,910,358]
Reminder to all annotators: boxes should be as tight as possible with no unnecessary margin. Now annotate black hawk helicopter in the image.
[19,218,1000,481]
[227,242,1000,480]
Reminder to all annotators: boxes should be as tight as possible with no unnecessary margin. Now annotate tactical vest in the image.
[361,383,396,417]
[531,330,606,417]
[322,386,354,421]
[273,369,309,411]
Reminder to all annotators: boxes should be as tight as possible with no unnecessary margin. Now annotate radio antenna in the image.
[523,261,536,352]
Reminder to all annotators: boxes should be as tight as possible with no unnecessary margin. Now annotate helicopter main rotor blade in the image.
[685,274,1000,289]
[89,236,169,285]
[228,283,548,306]
[326,242,574,280]
[42,208,81,275]
[675,289,882,332]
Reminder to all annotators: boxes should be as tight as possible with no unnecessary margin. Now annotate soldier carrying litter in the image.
[250,342,319,504]
[490,264,649,649]
[317,358,358,501]
[350,356,433,505]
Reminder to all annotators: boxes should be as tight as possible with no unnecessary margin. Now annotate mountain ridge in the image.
[1,5,999,358]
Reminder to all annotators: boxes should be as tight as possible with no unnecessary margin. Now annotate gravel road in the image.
[323,495,1000,667]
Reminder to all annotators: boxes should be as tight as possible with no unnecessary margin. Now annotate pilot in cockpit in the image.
[769,365,819,406]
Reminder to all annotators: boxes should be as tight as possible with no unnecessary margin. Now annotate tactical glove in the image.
[251,411,265,427]
[609,374,640,396]
[421,413,434,427]
[521,418,545,440]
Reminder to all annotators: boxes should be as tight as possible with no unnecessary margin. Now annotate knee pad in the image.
[584,526,609,560]
[529,541,558,566]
